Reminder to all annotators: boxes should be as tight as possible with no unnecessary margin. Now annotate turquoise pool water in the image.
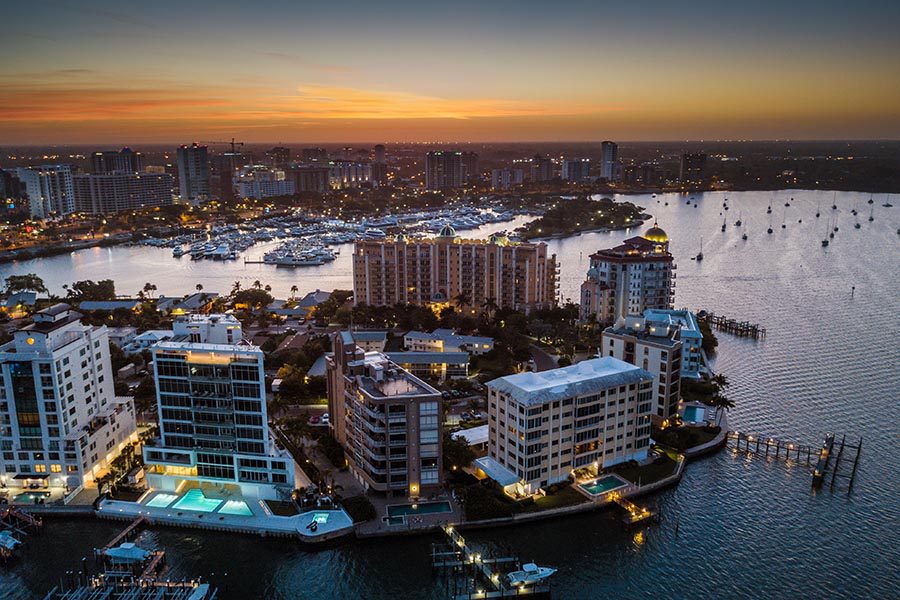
[218,500,253,516]
[684,406,707,423]
[387,501,452,518]
[13,491,51,503]
[146,493,179,508]
[172,489,222,513]
[579,475,628,496]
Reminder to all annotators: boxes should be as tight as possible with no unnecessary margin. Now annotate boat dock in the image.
[432,525,551,599]
[607,492,654,525]
[698,312,766,339]
[1,507,44,561]
[728,431,861,493]
[99,515,147,552]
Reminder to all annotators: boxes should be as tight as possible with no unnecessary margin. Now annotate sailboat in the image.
[721,217,727,232]
[742,226,748,241]
[781,208,787,229]
[735,212,743,227]
[854,214,861,229]
[868,206,874,222]
[767,202,772,214]
[816,201,821,218]
[867,196,874,204]
[695,236,704,261]
[767,213,773,234]
[833,214,839,232]
[832,192,837,210]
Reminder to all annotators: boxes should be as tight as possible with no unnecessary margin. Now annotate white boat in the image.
[507,563,557,586]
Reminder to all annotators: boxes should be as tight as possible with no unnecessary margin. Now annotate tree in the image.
[231,280,242,297]
[233,289,273,310]
[4,273,47,295]
[252,279,262,290]
[66,279,116,301]
[290,285,299,300]
[264,284,272,293]
[711,394,735,426]
[481,297,499,320]
[443,432,476,471]
[196,283,204,292]
[453,292,470,310]
[139,282,157,300]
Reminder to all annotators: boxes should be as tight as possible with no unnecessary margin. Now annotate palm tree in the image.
[252,280,262,290]
[196,283,204,293]
[231,280,242,297]
[290,285,299,300]
[712,373,730,391]
[711,394,735,426]
[481,297,499,320]
[264,284,272,293]
[453,292,470,311]
[142,282,157,299]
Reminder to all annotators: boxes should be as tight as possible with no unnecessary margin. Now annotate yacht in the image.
[507,563,557,587]
[172,246,186,257]
[735,212,742,227]
[695,236,704,261]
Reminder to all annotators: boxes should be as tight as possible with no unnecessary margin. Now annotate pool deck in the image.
[96,491,354,543]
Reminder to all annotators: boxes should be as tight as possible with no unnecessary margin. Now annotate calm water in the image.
[2,190,899,599]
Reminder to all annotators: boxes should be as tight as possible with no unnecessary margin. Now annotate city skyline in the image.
[2,0,900,144]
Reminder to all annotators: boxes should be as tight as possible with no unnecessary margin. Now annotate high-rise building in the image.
[143,314,296,500]
[16,165,75,218]
[288,166,330,194]
[461,151,480,185]
[373,144,386,164]
[328,161,372,189]
[266,146,291,168]
[600,141,618,181]
[580,225,675,324]
[491,168,524,190]
[175,143,210,205]
[353,229,557,313]
[210,153,246,202]
[562,158,591,182]
[530,155,555,182]
[326,332,443,497]
[601,316,683,419]
[480,357,654,495]
[643,309,703,380]
[73,173,174,214]
[0,304,138,493]
[90,148,145,174]
[679,153,708,185]
[301,147,328,163]
[234,167,294,199]
[0,168,27,219]
[424,151,464,190]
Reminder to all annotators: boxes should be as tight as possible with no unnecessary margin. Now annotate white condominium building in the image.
[0,304,137,492]
[484,357,654,495]
[143,314,296,500]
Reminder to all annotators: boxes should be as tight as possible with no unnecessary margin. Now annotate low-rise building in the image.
[385,351,469,382]
[121,330,174,355]
[483,357,654,495]
[106,327,137,348]
[350,331,388,352]
[601,316,682,420]
[326,332,442,498]
[403,329,494,356]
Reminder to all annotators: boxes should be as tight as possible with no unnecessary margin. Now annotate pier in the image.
[432,525,551,599]
[698,312,766,339]
[728,431,861,493]
[607,492,654,525]
[1,507,44,560]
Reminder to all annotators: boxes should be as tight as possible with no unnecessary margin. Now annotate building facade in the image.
[235,167,294,199]
[176,143,210,204]
[562,158,591,182]
[353,229,557,313]
[91,148,145,174]
[680,152,708,185]
[601,316,682,419]
[73,173,174,214]
[484,357,654,495]
[530,155,555,182]
[491,168,524,190]
[326,332,443,497]
[328,161,372,189]
[16,165,75,218]
[600,141,618,181]
[644,309,703,380]
[143,314,295,500]
[580,227,675,325]
[0,304,137,492]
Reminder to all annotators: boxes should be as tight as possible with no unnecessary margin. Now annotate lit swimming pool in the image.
[218,499,253,516]
[146,493,179,508]
[171,489,222,513]
[579,474,628,496]
[683,405,708,423]
[13,491,51,504]
[387,501,452,518]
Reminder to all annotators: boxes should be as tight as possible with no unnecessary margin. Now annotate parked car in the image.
[321,413,330,425]
[309,415,320,425]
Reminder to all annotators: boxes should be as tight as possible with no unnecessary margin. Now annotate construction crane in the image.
[199,138,245,153]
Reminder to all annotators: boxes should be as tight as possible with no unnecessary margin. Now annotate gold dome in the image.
[644,224,668,243]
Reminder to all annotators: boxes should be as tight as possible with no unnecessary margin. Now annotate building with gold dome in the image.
[580,226,675,324]
[352,229,557,313]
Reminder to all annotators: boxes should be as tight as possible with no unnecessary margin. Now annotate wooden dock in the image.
[607,493,654,525]
[1,507,44,560]
[728,431,861,493]
[432,525,551,599]
[698,312,766,339]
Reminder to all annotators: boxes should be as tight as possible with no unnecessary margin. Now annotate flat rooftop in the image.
[488,357,653,406]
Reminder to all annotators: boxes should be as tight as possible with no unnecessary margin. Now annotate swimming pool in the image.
[683,405,708,423]
[13,491,51,503]
[387,501,452,518]
[146,493,179,508]
[218,500,253,516]
[579,474,628,496]
[171,489,223,513]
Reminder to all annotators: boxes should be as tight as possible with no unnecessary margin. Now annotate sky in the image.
[1,0,900,144]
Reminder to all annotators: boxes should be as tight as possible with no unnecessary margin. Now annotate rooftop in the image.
[487,357,653,406]
[353,352,439,399]
[387,351,469,364]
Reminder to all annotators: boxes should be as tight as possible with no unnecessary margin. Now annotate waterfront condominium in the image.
[73,172,174,214]
[143,314,296,500]
[643,309,703,380]
[481,357,653,495]
[0,304,137,493]
[580,225,675,325]
[600,316,683,419]
[326,332,443,498]
[424,151,479,189]
[353,229,557,313]
[15,164,75,219]
[600,141,618,181]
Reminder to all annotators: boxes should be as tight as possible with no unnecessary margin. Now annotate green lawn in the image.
[653,425,721,452]
[609,454,679,486]
[520,485,588,513]
[264,499,299,516]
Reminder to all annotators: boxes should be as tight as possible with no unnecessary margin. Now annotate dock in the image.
[432,525,551,599]
[100,515,147,551]
[607,492,654,525]
[1,507,44,561]
[728,431,862,493]
[698,312,766,339]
